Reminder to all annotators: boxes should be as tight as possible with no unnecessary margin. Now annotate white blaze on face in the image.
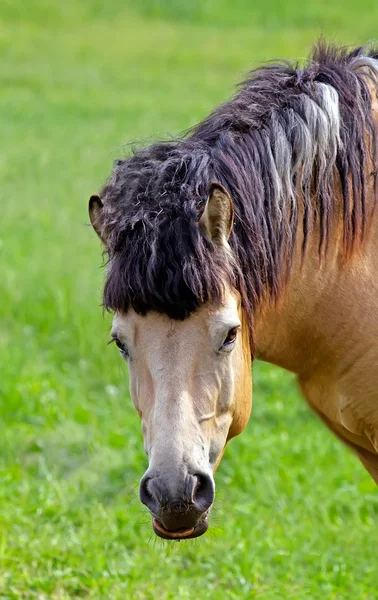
[111,292,244,474]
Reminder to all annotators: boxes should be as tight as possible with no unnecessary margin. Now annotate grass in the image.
[1,1,378,597]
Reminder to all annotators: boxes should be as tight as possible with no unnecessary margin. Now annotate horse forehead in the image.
[112,308,210,344]
[112,295,239,343]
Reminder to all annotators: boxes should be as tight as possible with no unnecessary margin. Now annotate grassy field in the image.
[1,1,378,598]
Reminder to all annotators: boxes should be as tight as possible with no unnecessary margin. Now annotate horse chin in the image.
[152,516,209,541]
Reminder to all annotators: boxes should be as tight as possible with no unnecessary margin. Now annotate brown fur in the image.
[89,45,378,538]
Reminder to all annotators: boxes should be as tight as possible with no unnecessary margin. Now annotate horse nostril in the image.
[192,473,215,512]
[139,475,160,514]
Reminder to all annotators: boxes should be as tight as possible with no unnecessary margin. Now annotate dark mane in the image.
[98,42,378,342]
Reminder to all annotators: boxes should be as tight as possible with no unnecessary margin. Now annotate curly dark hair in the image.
[94,42,378,344]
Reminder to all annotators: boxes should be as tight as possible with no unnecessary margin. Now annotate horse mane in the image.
[97,42,378,341]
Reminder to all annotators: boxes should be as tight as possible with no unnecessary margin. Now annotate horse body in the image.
[90,43,378,538]
[254,108,378,480]
[254,206,378,479]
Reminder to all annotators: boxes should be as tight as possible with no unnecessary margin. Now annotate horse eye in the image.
[222,327,239,347]
[114,338,124,350]
[109,337,129,358]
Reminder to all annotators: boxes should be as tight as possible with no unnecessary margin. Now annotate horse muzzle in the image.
[139,470,215,540]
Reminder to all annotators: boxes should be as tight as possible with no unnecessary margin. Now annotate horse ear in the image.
[89,194,107,244]
[199,183,234,245]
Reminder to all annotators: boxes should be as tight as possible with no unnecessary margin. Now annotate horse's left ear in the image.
[89,194,107,244]
[199,183,234,246]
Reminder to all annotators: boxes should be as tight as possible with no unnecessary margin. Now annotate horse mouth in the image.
[152,516,209,540]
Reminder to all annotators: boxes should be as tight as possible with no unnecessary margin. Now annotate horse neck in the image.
[253,185,378,379]
[251,73,378,379]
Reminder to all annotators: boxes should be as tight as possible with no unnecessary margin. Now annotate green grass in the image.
[1,1,378,598]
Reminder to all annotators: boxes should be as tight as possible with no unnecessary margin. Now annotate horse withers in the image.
[89,43,378,540]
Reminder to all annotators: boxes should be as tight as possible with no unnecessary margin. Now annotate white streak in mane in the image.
[350,55,378,80]
[267,80,342,231]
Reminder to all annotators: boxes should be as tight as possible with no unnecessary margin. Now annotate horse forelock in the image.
[98,41,378,341]
[100,144,239,321]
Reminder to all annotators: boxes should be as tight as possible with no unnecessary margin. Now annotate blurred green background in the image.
[1,1,378,598]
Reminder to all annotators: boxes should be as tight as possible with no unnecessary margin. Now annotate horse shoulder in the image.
[297,372,378,458]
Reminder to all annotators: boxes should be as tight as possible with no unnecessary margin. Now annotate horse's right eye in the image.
[114,338,124,350]
[109,337,129,358]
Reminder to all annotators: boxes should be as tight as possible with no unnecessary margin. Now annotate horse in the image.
[89,42,378,540]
